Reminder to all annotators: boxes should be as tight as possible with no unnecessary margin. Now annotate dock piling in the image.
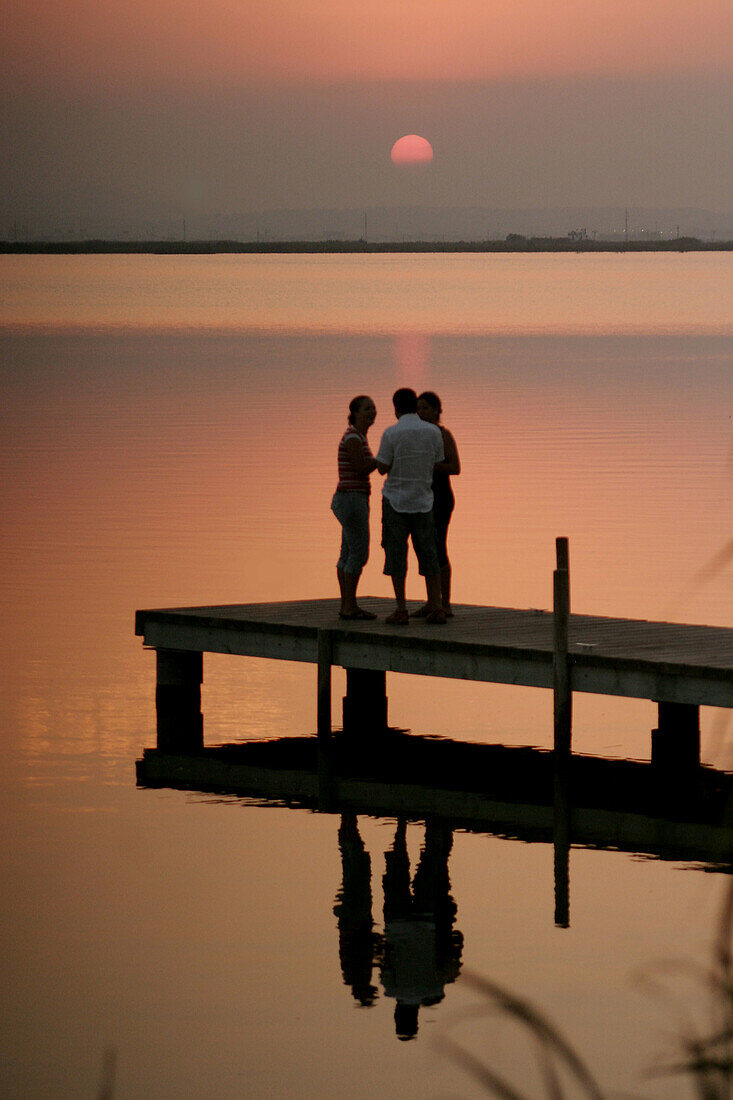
[155,649,203,752]
[553,537,572,756]
[317,629,333,740]
[553,537,572,924]
[652,701,701,773]
[343,668,389,735]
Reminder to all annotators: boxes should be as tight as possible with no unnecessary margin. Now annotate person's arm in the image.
[344,435,377,474]
[375,433,392,476]
[434,428,460,475]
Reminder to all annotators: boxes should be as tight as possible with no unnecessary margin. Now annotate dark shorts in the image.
[381,498,440,578]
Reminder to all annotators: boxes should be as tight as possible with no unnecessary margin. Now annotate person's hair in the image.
[418,390,442,420]
[348,395,369,425]
[392,388,417,416]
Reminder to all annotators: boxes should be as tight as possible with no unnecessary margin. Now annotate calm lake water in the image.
[2,253,733,1098]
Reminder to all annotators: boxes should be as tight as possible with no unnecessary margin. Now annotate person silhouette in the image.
[376,388,446,624]
[380,819,463,1040]
[416,391,461,617]
[331,396,379,620]
[333,813,379,1007]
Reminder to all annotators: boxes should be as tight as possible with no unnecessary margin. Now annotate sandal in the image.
[385,609,409,625]
[425,608,447,624]
[339,607,378,620]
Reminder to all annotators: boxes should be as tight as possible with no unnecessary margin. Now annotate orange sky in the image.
[4,0,732,90]
[2,0,731,235]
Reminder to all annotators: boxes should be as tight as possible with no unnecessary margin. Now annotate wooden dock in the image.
[135,593,733,766]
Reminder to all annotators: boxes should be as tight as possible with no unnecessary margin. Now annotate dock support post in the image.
[651,701,700,772]
[553,537,571,927]
[343,668,389,735]
[317,629,333,741]
[316,630,337,807]
[553,536,572,757]
[155,649,203,752]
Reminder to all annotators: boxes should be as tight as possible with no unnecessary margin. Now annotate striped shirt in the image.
[337,426,373,494]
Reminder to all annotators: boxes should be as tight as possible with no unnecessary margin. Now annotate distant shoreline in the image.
[1,237,731,255]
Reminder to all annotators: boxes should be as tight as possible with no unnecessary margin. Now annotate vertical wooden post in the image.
[554,823,570,929]
[553,537,571,926]
[553,536,572,756]
[555,534,569,574]
[342,668,389,735]
[317,629,336,807]
[651,701,700,772]
[317,736,336,810]
[155,649,203,752]
[317,629,333,741]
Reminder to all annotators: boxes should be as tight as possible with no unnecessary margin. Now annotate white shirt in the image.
[376,413,444,513]
[381,919,445,1004]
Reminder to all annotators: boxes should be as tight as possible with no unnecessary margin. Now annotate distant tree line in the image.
[0,237,729,254]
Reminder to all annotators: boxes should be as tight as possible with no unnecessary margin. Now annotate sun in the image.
[390,134,434,165]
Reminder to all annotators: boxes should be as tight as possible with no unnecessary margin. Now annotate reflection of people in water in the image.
[380,819,463,1040]
[333,814,379,1006]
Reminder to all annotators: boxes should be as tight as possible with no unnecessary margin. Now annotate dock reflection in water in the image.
[137,726,733,1038]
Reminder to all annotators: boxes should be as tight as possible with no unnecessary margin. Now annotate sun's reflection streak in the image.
[392,332,431,387]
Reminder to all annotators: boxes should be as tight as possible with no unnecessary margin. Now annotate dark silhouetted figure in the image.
[376,388,446,624]
[380,819,463,1040]
[331,396,378,619]
[416,391,461,617]
[333,814,379,1006]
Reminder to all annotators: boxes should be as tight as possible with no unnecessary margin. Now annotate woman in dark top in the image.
[331,395,378,619]
[416,392,461,616]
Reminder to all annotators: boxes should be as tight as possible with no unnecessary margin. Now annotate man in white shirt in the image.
[376,388,446,624]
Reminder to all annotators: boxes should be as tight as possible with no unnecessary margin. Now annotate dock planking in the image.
[135,596,733,709]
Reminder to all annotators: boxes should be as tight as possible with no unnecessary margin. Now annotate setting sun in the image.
[390,134,434,165]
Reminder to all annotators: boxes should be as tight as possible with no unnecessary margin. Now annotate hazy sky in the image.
[2,0,732,236]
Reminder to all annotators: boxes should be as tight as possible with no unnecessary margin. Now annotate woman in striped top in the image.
[331,395,378,619]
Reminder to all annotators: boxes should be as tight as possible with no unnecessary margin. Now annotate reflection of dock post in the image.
[343,669,389,735]
[554,826,570,927]
[651,701,701,773]
[553,537,571,927]
[155,649,203,752]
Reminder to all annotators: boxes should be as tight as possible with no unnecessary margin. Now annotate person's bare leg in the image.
[425,573,442,612]
[386,576,409,623]
[339,572,377,618]
[392,575,407,612]
[440,563,452,614]
[341,571,359,614]
[414,563,452,617]
[337,567,346,611]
